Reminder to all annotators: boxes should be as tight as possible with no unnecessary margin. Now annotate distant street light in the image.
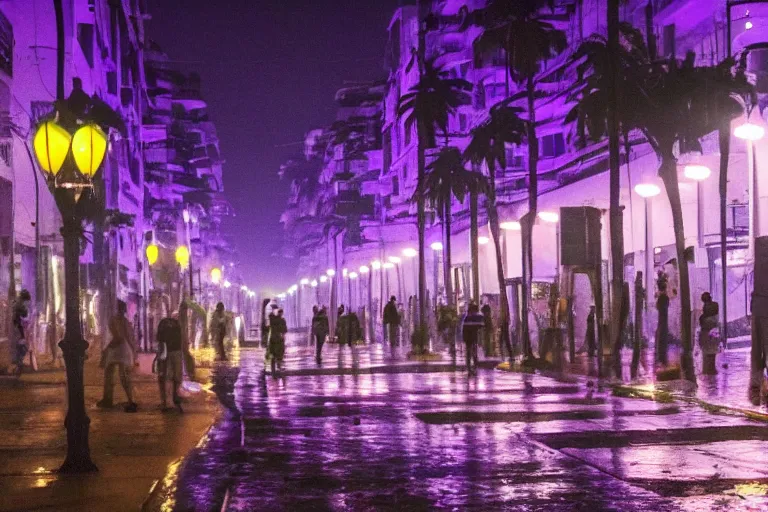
[684,165,711,248]
[430,241,443,251]
[359,265,370,274]
[635,181,661,338]
[145,244,159,266]
[683,164,711,181]
[402,248,418,258]
[388,256,401,264]
[320,275,328,283]
[223,280,232,289]
[175,245,190,269]
[311,280,318,287]
[382,262,395,269]
[326,268,336,277]
[210,267,222,284]
[478,236,490,245]
[300,278,310,285]
[500,221,521,231]
[371,260,382,270]
[538,211,559,224]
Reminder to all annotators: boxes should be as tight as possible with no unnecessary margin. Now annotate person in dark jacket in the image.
[156,314,183,411]
[656,286,670,365]
[383,296,400,346]
[269,309,288,375]
[312,307,329,364]
[585,305,596,357]
[211,302,228,361]
[461,303,484,375]
[699,292,720,375]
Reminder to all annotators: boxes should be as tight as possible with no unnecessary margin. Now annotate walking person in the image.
[383,296,400,346]
[211,302,228,361]
[481,304,495,357]
[461,303,484,376]
[698,292,720,375]
[155,313,184,412]
[98,300,138,412]
[312,306,329,364]
[310,305,319,346]
[11,290,31,376]
[268,308,288,375]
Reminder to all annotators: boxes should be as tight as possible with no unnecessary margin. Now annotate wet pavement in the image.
[150,336,768,511]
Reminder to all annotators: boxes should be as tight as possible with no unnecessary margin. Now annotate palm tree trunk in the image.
[522,74,539,360]
[470,192,480,302]
[718,124,730,344]
[443,201,454,307]
[416,128,428,349]
[607,0,625,378]
[659,155,695,381]
[488,164,513,362]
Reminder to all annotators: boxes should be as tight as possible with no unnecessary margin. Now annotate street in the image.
[145,334,768,511]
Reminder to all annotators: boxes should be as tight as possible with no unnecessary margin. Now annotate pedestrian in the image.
[383,296,400,346]
[98,300,138,412]
[310,305,319,346]
[656,285,670,366]
[155,313,184,412]
[461,303,484,376]
[312,306,329,364]
[584,305,596,357]
[268,308,288,375]
[698,292,720,375]
[211,302,228,361]
[11,289,32,376]
[335,305,348,346]
[481,303,495,357]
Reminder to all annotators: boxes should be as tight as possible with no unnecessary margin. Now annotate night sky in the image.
[148,0,401,294]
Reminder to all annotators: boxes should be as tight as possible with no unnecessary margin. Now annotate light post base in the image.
[58,342,98,474]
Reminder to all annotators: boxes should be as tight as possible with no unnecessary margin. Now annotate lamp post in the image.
[32,76,120,472]
[182,209,195,300]
[635,182,662,339]
[683,164,712,248]
[430,242,443,307]
[734,122,765,258]
[388,256,403,302]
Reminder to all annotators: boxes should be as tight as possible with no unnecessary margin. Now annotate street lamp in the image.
[175,245,190,269]
[500,221,521,231]
[402,248,417,258]
[635,181,662,338]
[145,244,159,266]
[210,267,222,285]
[478,236,490,245]
[326,268,336,277]
[402,248,418,300]
[430,241,443,251]
[32,78,120,473]
[223,280,232,289]
[683,165,711,248]
[735,121,765,259]
[371,260,382,270]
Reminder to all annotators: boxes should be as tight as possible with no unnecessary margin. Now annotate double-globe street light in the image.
[32,80,121,473]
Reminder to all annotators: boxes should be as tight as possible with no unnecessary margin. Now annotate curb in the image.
[495,362,768,423]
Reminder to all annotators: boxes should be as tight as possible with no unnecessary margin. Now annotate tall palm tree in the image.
[464,103,527,363]
[473,0,567,361]
[422,147,489,307]
[568,22,649,374]
[398,58,472,351]
[626,53,750,381]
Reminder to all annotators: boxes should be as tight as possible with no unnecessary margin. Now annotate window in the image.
[458,114,468,133]
[78,23,94,68]
[541,133,566,158]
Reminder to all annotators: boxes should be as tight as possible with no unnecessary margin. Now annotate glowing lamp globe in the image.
[500,221,521,231]
[382,262,395,269]
[402,248,417,258]
[320,275,328,283]
[210,267,222,284]
[478,236,490,245]
[430,241,443,251]
[33,121,72,176]
[71,124,107,177]
[175,245,190,268]
[683,165,711,181]
[538,211,559,223]
[734,122,765,141]
[359,265,370,274]
[349,272,358,279]
[326,268,336,277]
[145,244,159,266]
[311,280,319,287]
[371,260,382,270]
[634,183,661,198]
[300,278,310,285]
[388,256,401,264]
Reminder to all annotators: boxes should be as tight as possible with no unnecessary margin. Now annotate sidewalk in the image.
[0,352,218,512]
[503,343,768,421]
